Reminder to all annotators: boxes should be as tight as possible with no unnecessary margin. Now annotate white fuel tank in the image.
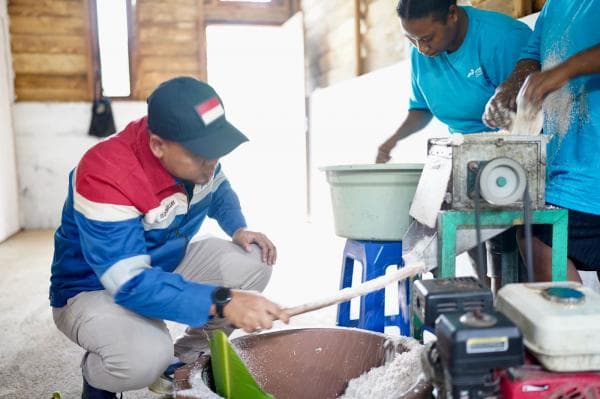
[496,282,600,372]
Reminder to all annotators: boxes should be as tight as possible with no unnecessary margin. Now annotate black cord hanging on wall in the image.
[87,0,116,138]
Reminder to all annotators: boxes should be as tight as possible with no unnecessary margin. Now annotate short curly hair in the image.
[396,0,457,22]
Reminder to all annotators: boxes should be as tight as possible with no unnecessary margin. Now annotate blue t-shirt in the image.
[409,6,531,133]
[519,0,600,215]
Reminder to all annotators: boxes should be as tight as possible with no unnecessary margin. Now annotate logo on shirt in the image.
[159,199,176,220]
[143,193,187,229]
[467,67,483,79]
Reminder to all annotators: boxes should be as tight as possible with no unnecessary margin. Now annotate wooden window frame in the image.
[88,0,297,100]
[88,0,137,100]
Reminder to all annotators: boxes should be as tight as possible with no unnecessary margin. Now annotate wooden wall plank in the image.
[133,71,202,99]
[137,42,199,57]
[13,53,87,75]
[137,23,198,44]
[9,16,85,35]
[138,0,196,5]
[8,0,80,4]
[15,73,88,90]
[137,55,199,73]
[8,1,84,18]
[204,6,290,24]
[11,34,86,54]
[14,87,89,101]
[203,0,293,24]
[138,3,197,23]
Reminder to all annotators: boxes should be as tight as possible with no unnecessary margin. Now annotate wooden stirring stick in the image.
[284,261,427,317]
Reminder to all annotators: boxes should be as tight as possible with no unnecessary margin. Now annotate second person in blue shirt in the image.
[376,0,532,163]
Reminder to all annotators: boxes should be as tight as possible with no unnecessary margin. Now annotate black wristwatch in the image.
[212,286,232,318]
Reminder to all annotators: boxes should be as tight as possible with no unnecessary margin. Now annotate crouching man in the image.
[50,76,289,398]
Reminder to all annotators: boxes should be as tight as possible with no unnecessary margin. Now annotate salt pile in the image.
[340,336,425,399]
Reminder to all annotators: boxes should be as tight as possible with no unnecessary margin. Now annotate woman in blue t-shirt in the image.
[484,0,600,283]
[376,0,531,163]
[376,0,532,289]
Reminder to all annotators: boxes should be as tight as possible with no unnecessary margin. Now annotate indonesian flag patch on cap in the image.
[196,96,225,126]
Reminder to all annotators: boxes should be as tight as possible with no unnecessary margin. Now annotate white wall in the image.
[13,101,146,229]
[0,0,20,241]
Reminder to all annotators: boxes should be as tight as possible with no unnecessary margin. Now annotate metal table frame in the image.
[436,208,569,281]
[412,208,568,341]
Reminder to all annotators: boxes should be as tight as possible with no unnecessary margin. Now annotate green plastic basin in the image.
[322,163,423,241]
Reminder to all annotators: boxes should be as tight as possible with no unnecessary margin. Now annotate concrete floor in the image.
[5,223,595,398]
[0,222,345,398]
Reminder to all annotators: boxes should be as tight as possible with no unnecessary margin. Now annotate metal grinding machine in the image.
[409,133,547,228]
[434,133,545,286]
[316,133,576,398]
[402,133,580,397]
[403,132,569,289]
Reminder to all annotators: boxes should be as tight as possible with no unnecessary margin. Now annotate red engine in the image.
[499,355,600,398]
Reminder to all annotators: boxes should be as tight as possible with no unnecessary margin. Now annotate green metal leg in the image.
[551,210,569,281]
[438,214,457,278]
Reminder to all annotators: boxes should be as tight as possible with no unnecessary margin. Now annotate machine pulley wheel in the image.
[479,157,527,206]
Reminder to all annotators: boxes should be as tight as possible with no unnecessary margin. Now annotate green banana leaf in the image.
[209,330,274,399]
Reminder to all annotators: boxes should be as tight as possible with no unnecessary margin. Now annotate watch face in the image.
[214,287,231,302]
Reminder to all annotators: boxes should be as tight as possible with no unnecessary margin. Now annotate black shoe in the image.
[82,377,120,399]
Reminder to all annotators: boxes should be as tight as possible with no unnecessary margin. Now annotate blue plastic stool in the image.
[336,239,410,335]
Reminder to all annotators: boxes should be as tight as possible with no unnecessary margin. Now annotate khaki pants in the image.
[52,238,272,392]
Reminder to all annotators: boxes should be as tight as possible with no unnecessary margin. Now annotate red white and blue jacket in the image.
[50,117,247,327]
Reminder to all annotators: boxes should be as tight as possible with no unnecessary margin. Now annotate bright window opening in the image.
[96,0,131,97]
[204,18,307,224]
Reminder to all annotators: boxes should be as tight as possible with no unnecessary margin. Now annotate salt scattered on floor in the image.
[340,336,425,399]
[176,369,224,399]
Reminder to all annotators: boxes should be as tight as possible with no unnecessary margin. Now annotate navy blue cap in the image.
[147,76,248,159]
